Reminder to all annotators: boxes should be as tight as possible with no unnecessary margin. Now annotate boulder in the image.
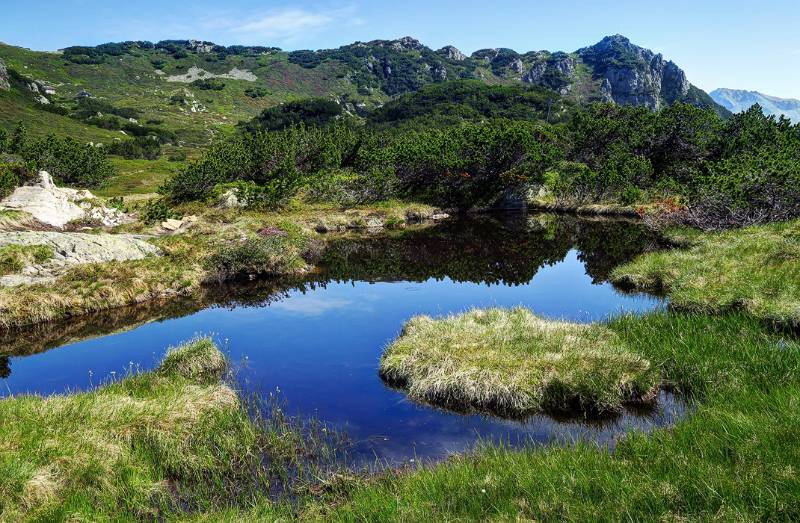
[0,231,160,286]
[160,215,197,233]
[217,189,244,209]
[0,171,133,228]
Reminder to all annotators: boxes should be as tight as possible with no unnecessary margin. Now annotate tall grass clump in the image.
[380,307,659,416]
[612,219,800,326]
[0,337,353,521]
[0,338,244,520]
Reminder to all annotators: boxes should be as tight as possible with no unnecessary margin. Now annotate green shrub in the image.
[139,198,179,224]
[192,78,225,91]
[0,162,33,199]
[205,236,298,280]
[108,136,162,160]
[163,123,361,206]
[242,98,343,132]
[21,135,113,187]
[387,120,563,208]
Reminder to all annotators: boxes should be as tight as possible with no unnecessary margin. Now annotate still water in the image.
[0,213,682,464]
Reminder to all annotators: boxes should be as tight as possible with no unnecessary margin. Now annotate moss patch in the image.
[380,307,659,416]
[612,219,800,326]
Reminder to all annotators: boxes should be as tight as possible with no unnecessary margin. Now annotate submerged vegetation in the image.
[380,308,658,416]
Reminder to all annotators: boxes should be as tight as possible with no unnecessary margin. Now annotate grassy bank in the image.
[4,314,800,520]
[0,339,243,520]
[380,308,658,416]
[0,338,352,521]
[612,219,800,326]
[0,202,438,329]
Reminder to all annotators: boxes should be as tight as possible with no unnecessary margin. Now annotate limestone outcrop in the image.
[0,171,131,228]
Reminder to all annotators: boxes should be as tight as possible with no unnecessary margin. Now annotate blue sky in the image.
[2,0,799,98]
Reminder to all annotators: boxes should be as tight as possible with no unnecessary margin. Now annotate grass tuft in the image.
[380,307,659,416]
[0,244,54,276]
[159,337,228,382]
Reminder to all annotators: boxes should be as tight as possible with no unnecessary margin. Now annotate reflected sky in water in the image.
[1,214,680,464]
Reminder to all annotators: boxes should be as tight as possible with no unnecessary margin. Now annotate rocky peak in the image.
[0,58,9,90]
[187,39,215,53]
[438,45,467,61]
[390,36,425,51]
[577,34,692,110]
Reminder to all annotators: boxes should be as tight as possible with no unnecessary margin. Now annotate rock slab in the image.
[0,231,160,286]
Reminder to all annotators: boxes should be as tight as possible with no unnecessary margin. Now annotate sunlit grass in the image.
[0,244,53,276]
[612,219,800,326]
[317,312,800,521]
[380,307,659,416]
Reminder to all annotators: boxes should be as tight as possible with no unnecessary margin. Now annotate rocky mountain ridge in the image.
[0,34,727,147]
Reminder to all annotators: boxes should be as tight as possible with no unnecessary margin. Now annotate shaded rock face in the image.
[522,53,577,94]
[0,58,9,90]
[577,35,690,110]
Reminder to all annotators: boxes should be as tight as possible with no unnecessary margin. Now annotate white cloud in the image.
[270,295,353,316]
[223,5,361,43]
[234,9,334,38]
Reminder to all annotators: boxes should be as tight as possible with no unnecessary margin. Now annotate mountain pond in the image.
[0,213,686,466]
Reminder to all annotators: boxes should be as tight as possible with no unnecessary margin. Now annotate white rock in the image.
[0,171,131,228]
[0,231,160,286]
[161,218,184,231]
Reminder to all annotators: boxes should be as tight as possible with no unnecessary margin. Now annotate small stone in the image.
[161,218,184,231]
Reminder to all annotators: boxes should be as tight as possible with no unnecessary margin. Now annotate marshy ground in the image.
[1,215,799,521]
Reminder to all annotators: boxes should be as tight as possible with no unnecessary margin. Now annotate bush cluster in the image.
[2,123,114,188]
[108,136,162,160]
[160,79,799,226]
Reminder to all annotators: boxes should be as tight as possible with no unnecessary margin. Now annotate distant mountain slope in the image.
[0,35,728,148]
[710,88,800,122]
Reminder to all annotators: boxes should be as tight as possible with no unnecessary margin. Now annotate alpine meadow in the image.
[1,3,799,521]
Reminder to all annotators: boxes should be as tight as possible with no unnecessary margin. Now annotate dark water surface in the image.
[0,213,684,464]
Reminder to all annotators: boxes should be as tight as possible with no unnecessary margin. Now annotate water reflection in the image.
[0,213,677,464]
